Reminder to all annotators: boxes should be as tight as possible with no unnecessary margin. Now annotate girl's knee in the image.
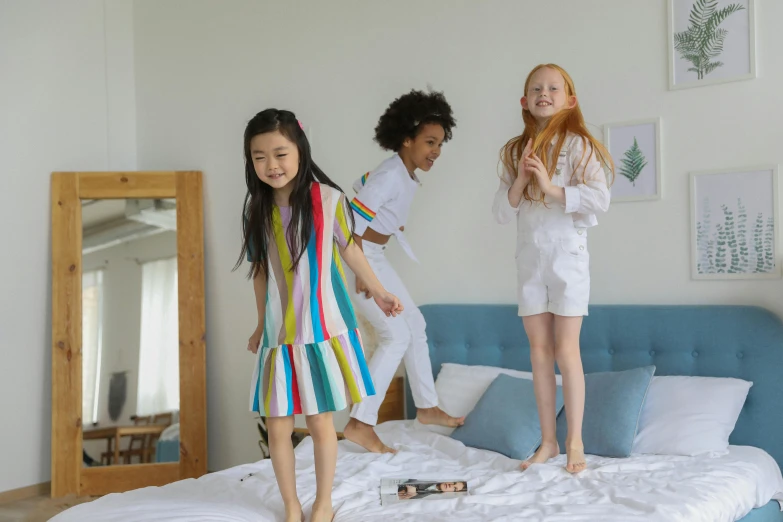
[305,413,335,438]
[555,344,582,366]
[530,343,555,355]
[267,417,294,438]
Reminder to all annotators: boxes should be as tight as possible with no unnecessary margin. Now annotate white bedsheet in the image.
[52,420,783,522]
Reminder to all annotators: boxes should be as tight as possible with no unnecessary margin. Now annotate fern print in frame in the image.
[675,0,744,79]
[668,0,756,90]
[603,118,661,202]
[690,166,779,280]
[619,137,648,187]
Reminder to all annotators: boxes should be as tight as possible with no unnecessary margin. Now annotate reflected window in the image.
[82,270,104,425]
[137,257,180,415]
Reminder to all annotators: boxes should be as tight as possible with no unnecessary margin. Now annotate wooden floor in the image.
[0,495,95,522]
[0,496,45,522]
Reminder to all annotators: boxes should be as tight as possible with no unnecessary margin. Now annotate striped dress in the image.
[249,183,376,417]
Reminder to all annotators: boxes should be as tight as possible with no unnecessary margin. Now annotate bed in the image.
[52,304,783,521]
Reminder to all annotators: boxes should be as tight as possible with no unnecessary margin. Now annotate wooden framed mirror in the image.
[50,171,207,497]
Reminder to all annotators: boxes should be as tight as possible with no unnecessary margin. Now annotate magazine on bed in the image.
[380,478,469,505]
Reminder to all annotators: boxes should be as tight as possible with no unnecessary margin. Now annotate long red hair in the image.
[500,64,614,203]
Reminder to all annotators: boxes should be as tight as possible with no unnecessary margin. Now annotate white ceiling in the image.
[81,199,177,254]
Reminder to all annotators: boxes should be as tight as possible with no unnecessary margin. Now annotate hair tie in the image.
[297,119,304,131]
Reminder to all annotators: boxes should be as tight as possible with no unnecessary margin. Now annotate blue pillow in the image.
[556,365,655,458]
[451,374,564,460]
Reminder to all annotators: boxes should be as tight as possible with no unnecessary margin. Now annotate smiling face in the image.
[399,123,446,174]
[249,130,300,197]
[521,66,577,127]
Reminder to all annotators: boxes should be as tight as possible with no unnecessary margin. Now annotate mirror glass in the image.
[80,198,180,466]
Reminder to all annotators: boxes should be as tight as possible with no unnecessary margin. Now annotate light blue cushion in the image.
[155,439,180,463]
[451,374,564,460]
[556,365,655,458]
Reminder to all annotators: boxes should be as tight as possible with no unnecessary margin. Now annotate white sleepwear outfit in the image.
[492,133,610,317]
[347,154,439,426]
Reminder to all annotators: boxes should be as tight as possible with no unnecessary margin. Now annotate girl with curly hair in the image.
[342,89,463,454]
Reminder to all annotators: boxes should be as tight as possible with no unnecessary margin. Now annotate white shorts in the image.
[516,236,590,317]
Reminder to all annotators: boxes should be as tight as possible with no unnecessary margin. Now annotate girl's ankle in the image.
[283,501,302,511]
[313,497,332,507]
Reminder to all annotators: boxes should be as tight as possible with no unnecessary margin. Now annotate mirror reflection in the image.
[80,198,180,466]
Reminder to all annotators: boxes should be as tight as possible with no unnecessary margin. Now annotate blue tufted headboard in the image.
[405,304,783,470]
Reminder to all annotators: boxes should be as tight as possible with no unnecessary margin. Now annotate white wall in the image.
[0,0,136,492]
[131,0,783,472]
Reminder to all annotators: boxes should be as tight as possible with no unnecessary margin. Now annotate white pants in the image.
[348,241,438,426]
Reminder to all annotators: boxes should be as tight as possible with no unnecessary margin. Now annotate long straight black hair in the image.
[235,109,354,279]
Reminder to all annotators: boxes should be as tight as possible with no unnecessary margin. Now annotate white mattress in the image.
[52,420,783,521]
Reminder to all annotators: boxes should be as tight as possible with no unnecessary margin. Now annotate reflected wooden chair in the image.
[146,412,174,463]
[119,415,152,464]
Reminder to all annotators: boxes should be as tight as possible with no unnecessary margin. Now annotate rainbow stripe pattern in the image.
[248,183,375,417]
[350,198,376,222]
[360,171,370,185]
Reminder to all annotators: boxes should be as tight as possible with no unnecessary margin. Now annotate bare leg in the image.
[267,416,302,522]
[306,413,337,522]
[520,313,561,470]
[554,314,586,474]
[343,418,396,454]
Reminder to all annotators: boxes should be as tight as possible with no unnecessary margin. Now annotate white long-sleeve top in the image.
[492,133,610,230]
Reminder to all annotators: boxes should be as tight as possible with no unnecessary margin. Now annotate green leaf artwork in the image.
[697,197,775,275]
[674,0,745,80]
[618,137,648,186]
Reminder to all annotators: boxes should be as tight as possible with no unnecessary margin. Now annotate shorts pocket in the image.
[559,238,587,260]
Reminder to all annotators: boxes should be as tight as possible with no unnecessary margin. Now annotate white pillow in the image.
[160,423,179,441]
[420,363,562,436]
[631,376,752,456]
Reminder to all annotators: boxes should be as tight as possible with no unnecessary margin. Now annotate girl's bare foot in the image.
[565,442,586,474]
[283,502,302,522]
[343,418,396,454]
[311,500,334,522]
[519,441,559,471]
[416,406,465,427]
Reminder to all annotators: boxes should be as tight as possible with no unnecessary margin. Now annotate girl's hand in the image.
[373,291,404,317]
[356,276,372,299]
[524,152,553,194]
[514,139,533,187]
[247,325,263,354]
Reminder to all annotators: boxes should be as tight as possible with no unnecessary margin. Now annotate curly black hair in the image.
[374,89,456,152]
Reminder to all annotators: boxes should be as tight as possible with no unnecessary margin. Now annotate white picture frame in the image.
[690,165,779,280]
[668,0,756,90]
[604,118,662,203]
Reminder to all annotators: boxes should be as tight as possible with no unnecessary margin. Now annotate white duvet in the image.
[53,421,783,522]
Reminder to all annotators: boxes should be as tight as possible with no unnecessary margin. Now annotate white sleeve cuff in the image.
[564,186,581,214]
[503,191,520,212]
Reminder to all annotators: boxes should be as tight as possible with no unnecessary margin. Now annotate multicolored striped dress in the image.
[248,183,376,417]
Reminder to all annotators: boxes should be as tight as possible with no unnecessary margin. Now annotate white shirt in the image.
[350,154,421,262]
[492,133,610,229]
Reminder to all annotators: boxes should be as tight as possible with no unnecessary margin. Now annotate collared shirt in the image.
[492,133,610,229]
